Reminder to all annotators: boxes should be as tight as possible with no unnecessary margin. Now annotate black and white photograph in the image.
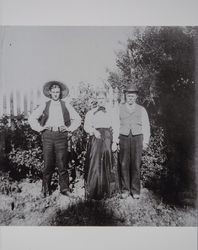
[0,25,197,227]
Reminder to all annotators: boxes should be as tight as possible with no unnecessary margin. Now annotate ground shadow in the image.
[51,199,125,226]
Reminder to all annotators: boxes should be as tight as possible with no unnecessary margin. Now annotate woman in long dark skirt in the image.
[84,90,119,200]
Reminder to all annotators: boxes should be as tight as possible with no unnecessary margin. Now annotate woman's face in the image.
[97,93,107,107]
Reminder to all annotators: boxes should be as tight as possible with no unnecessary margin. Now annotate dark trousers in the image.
[119,133,143,195]
[42,130,69,193]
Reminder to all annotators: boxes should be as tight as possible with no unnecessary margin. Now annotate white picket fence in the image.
[0,85,81,118]
[0,84,120,119]
[0,88,43,118]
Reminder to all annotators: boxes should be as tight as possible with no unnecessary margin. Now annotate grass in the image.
[0,178,197,226]
[51,199,125,226]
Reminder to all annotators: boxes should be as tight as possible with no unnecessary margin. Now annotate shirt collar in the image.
[126,102,136,113]
[50,99,61,105]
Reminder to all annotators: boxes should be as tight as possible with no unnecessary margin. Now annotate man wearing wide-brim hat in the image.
[29,81,81,197]
[118,83,150,199]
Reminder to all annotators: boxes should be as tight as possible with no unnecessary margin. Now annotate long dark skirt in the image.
[85,128,116,200]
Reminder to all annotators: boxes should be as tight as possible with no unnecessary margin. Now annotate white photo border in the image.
[0,1,197,250]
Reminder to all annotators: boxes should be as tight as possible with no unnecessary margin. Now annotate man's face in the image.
[49,85,61,101]
[97,94,107,107]
[126,92,137,105]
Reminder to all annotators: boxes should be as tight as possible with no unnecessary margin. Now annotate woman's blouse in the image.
[84,105,119,144]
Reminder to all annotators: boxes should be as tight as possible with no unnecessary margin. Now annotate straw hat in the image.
[43,81,69,99]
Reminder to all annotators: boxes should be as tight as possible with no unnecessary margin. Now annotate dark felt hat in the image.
[124,84,138,93]
[43,81,69,99]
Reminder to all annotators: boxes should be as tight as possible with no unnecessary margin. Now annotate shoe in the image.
[120,191,130,199]
[41,186,52,198]
[60,190,74,198]
[133,194,140,199]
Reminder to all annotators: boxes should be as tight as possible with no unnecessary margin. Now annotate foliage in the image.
[108,26,197,204]
[0,115,43,180]
[69,82,100,176]
[71,82,97,120]
[8,147,43,180]
[1,115,42,153]
[1,177,197,226]
[0,28,197,205]
[0,173,21,195]
[0,89,94,182]
[141,127,168,190]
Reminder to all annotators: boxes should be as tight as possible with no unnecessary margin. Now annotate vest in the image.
[119,103,143,136]
[38,100,71,127]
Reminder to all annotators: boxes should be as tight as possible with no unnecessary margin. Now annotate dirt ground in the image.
[0,179,197,226]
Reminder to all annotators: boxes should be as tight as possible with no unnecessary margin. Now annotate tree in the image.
[108,26,197,205]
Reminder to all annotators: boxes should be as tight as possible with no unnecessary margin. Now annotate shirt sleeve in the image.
[84,110,95,135]
[110,107,120,144]
[142,107,150,145]
[28,103,45,132]
[66,103,81,132]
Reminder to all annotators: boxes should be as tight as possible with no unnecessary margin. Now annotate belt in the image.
[120,133,142,137]
[43,127,72,136]
[48,126,62,132]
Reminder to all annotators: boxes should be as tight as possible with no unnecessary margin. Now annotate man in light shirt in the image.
[29,81,81,197]
[119,84,150,199]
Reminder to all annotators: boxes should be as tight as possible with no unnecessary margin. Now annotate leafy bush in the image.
[1,112,89,183]
[0,115,43,180]
[1,84,169,193]
[8,147,43,180]
[0,173,21,195]
[108,27,197,205]
[3,77,194,205]
[141,127,168,191]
